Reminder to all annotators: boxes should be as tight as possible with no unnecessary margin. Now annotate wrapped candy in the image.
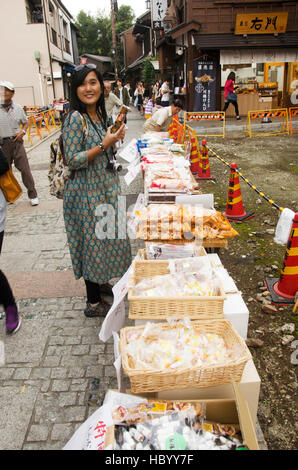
[124,320,236,371]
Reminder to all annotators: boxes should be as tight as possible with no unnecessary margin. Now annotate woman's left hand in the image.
[102,124,125,148]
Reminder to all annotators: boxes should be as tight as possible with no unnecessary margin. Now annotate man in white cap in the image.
[0,81,38,205]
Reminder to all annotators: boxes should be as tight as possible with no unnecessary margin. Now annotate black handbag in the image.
[0,147,9,176]
[227,92,237,102]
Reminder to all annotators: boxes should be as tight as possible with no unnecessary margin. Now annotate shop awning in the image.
[126,54,150,70]
[194,32,298,50]
[167,21,201,40]
[220,48,298,65]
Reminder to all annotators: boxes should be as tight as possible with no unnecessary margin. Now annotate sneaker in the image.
[84,299,111,318]
[5,304,22,334]
[236,116,241,120]
[30,197,39,206]
[100,283,114,297]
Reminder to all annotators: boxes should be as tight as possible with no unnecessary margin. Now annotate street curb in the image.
[26,128,61,153]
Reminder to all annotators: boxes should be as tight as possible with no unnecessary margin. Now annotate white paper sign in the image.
[99,253,141,343]
[119,138,138,163]
[124,163,141,186]
[63,404,113,450]
[127,193,145,235]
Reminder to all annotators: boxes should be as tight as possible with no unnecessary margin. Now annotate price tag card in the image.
[119,138,138,163]
[99,253,141,342]
[124,163,141,186]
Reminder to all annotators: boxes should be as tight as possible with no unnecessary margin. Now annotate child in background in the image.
[144,98,154,120]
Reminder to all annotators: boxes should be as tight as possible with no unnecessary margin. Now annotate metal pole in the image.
[42,0,56,100]
[111,0,118,79]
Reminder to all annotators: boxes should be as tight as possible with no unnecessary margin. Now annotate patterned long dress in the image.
[62,111,131,283]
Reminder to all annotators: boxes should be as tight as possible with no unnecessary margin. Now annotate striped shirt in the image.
[0,102,28,138]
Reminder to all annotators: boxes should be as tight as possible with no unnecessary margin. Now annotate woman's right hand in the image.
[102,124,125,148]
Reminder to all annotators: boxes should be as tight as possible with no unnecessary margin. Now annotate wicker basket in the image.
[120,319,252,393]
[134,246,207,283]
[128,249,226,320]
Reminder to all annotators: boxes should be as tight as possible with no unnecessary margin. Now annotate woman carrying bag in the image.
[222,72,241,120]
[62,64,131,318]
[0,146,21,334]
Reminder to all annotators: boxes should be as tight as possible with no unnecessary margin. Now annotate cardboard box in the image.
[126,380,259,450]
[150,359,260,427]
[224,293,249,340]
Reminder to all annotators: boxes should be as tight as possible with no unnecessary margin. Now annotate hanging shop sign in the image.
[193,59,217,113]
[235,12,288,35]
[151,0,168,30]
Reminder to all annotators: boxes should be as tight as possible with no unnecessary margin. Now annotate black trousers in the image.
[0,231,15,308]
[84,279,101,304]
[223,100,239,116]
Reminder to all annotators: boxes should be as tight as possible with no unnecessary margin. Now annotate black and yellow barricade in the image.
[23,106,43,116]
[24,114,43,146]
[183,111,225,138]
[43,109,60,131]
[289,107,298,135]
[24,108,61,146]
[245,108,289,137]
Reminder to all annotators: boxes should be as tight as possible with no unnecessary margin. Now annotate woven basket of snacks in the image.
[128,251,226,320]
[136,204,237,249]
[134,246,207,284]
[120,319,251,393]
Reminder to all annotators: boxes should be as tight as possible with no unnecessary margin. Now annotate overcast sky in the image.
[62,0,148,20]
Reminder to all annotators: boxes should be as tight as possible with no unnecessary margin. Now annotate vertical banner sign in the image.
[193,60,217,112]
[151,0,168,30]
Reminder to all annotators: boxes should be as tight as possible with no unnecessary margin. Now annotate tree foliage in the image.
[142,59,155,87]
[75,5,135,72]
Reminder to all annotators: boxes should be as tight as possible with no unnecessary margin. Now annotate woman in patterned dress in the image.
[62,64,131,317]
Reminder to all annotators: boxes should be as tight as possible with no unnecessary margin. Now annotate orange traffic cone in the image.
[224,163,254,222]
[189,136,200,175]
[266,212,298,304]
[197,139,215,180]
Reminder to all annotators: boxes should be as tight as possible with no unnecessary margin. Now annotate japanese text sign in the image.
[235,12,288,35]
[151,0,168,30]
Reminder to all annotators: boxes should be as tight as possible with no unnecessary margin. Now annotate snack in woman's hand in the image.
[110,106,129,133]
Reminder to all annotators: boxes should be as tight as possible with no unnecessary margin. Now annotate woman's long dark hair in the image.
[227,72,236,82]
[69,67,107,123]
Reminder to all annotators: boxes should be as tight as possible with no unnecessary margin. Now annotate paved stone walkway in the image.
[0,107,267,450]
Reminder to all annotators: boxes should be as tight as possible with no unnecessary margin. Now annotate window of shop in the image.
[25,0,43,24]
[220,49,298,114]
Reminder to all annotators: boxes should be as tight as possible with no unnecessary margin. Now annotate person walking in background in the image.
[113,79,130,107]
[152,80,161,101]
[0,146,21,334]
[62,64,131,318]
[124,81,132,104]
[104,81,123,125]
[222,72,241,120]
[134,82,145,115]
[160,79,172,107]
[0,81,39,206]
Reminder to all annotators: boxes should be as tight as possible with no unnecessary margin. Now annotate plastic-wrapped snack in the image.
[145,242,197,260]
[124,321,235,371]
[131,271,221,298]
[202,422,244,450]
